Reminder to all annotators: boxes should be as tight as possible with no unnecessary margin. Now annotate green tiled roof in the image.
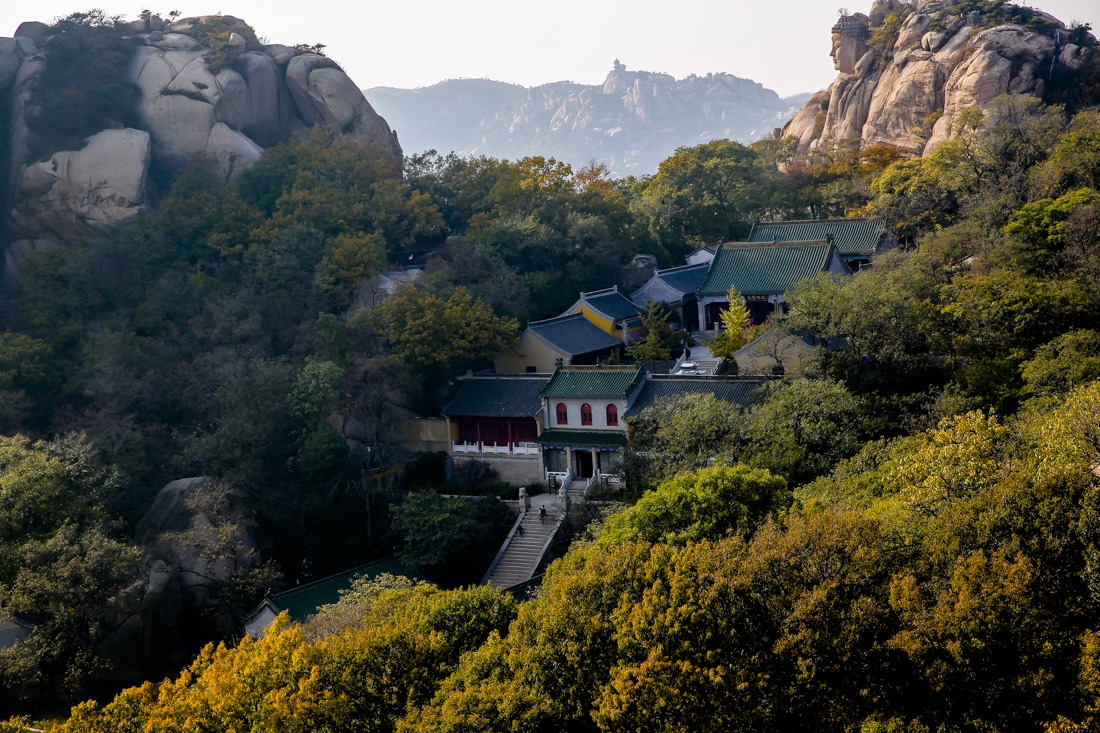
[261,558,419,622]
[443,375,548,418]
[697,242,837,298]
[536,429,627,448]
[745,218,886,258]
[540,365,645,399]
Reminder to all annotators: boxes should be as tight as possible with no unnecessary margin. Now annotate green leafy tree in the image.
[742,377,874,485]
[372,285,519,382]
[626,392,748,490]
[391,492,514,585]
[29,11,141,157]
[638,139,765,251]
[0,434,144,710]
[595,464,790,548]
[1003,188,1100,275]
[625,299,670,363]
[286,357,349,486]
[1021,329,1100,400]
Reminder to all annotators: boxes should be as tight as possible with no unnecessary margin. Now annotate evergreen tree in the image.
[626,299,671,363]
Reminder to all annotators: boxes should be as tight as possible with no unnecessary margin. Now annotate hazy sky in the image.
[3,0,1098,98]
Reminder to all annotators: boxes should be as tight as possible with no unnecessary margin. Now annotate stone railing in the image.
[547,470,571,490]
[453,441,539,456]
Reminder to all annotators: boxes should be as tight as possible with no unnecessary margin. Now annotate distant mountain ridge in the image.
[366,63,812,176]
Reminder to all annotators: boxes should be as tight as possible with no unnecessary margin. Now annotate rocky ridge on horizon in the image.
[783,0,1100,156]
[0,13,401,290]
[366,63,811,177]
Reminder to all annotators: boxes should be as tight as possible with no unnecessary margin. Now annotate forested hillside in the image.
[1,8,1100,729]
[0,89,1097,730]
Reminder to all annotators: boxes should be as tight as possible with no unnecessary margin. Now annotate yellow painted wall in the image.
[572,305,617,337]
[734,332,815,375]
[493,331,563,373]
[403,418,451,452]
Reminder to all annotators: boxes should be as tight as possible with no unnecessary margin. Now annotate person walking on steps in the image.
[538,505,546,523]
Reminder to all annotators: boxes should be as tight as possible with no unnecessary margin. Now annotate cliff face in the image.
[783,0,1099,156]
[1,14,401,288]
[367,64,809,176]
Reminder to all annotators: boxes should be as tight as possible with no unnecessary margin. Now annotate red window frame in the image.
[556,402,568,425]
[606,404,619,427]
[581,403,593,426]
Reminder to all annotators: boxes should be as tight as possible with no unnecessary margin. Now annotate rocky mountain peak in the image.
[367,63,801,177]
[0,13,402,289]
[784,0,1099,157]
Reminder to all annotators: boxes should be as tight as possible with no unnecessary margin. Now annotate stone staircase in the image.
[566,478,588,503]
[482,499,564,589]
[674,336,723,375]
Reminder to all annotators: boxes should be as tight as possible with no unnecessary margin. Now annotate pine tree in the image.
[627,300,672,363]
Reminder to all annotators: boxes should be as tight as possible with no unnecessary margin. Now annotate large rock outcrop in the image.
[17,128,151,242]
[783,0,1099,156]
[1,14,401,288]
[135,477,259,608]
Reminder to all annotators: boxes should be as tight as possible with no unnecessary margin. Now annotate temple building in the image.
[493,313,623,374]
[697,241,848,331]
[442,373,548,485]
[744,217,888,271]
[629,262,709,331]
[535,365,645,482]
[561,286,645,344]
[441,366,770,488]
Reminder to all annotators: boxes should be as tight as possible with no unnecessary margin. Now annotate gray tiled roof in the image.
[745,218,886,258]
[443,375,549,418]
[624,376,769,418]
[576,288,643,321]
[527,313,623,357]
[659,263,710,295]
[631,264,709,307]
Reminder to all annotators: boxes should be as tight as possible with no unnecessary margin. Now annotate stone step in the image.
[482,504,566,586]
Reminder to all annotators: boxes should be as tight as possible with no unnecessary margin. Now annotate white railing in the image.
[547,470,572,493]
[585,471,623,498]
[453,441,540,456]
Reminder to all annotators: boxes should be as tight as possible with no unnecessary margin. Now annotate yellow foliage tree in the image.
[709,286,750,360]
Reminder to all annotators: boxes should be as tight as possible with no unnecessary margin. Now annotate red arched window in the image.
[581,403,593,426]
[556,403,568,425]
[606,404,619,427]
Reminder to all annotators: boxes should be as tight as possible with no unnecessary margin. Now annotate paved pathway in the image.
[482,491,566,588]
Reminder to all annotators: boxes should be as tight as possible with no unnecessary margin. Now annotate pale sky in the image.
[3,0,1098,98]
